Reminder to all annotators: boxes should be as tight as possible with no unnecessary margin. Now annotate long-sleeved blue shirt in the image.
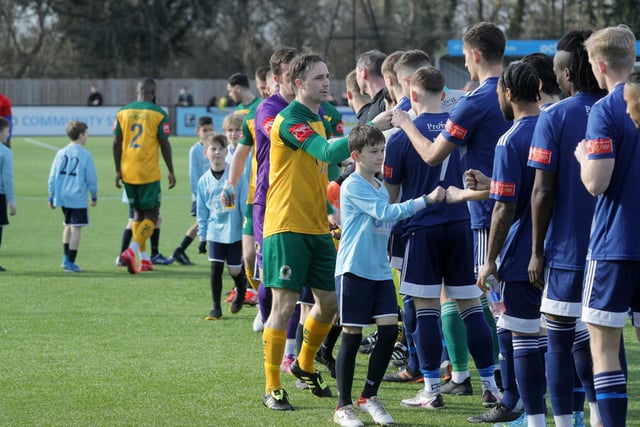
[48,143,97,208]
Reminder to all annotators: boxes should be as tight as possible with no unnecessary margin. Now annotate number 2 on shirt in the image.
[130,123,143,148]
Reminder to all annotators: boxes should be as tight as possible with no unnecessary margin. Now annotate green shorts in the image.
[123,181,161,211]
[263,232,336,293]
[243,203,254,236]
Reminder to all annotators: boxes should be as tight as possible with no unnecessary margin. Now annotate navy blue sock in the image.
[459,305,494,372]
[513,335,546,415]
[336,331,361,408]
[572,363,586,412]
[413,307,442,373]
[594,370,627,427]
[545,318,576,416]
[63,243,70,257]
[497,328,519,409]
[573,327,596,403]
[403,296,419,373]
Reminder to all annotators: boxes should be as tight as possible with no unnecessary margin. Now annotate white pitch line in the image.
[23,137,59,151]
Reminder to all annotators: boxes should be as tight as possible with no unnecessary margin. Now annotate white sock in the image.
[452,370,470,384]
[589,402,601,427]
[284,338,296,356]
[527,413,547,427]
[425,377,441,395]
[553,414,573,427]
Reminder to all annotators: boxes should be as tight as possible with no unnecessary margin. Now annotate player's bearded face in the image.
[497,81,514,121]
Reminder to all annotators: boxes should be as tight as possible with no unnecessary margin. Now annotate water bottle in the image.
[222,183,235,208]
[486,276,505,316]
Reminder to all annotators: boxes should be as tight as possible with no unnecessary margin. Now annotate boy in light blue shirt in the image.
[47,121,98,273]
[333,124,445,427]
[197,134,248,320]
[0,117,15,272]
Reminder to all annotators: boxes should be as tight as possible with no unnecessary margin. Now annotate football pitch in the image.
[1,135,639,426]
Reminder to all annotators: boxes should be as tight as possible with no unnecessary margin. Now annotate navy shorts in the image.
[336,273,398,327]
[473,228,489,276]
[388,233,405,270]
[298,286,315,306]
[62,207,89,226]
[400,221,478,299]
[541,267,584,318]
[208,240,242,268]
[497,280,543,334]
[582,259,640,328]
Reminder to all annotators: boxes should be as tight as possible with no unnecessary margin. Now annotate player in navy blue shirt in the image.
[477,62,543,427]
[527,30,605,427]
[575,25,639,427]
[384,66,501,412]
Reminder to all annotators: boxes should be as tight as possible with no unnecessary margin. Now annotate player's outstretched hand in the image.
[198,241,207,254]
[426,186,446,205]
[391,110,411,129]
[465,169,490,191]
[445,186,465,204]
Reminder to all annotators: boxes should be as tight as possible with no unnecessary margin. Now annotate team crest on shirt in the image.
[490,180,516,197]
[162,123,170,135]
[289,123,314,143]
[585,138,613,155]
[263,117,275,134]
[279,265,292,280]
[528,147,552,165]
[445,119,468,139]
[383,165,393,179]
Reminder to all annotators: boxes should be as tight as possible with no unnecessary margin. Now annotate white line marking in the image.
[23,137,59,151]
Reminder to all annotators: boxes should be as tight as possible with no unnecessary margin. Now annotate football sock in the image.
[321,324,342,356]
[336,331,360,408]
[573,327,596,402]
[594,370,626,427]
[178,235,193,251]
[134,219,155,247]
[257,283,272,323]
[441,301,469,375]
[295,323,303,355]
[414,306,442,393]
[231,268,246,295]
[263,327,286,393]
[210,261,224,308]
[363,324,397,398]
[120,228,133,253]
[297,316,332,372]
[63,243,69,258]
[546,318,576,417]
[150,228,160,257]
[68,249,78,263]
[459,305,495,376]
[286,304,300,340]
[402,296,419,373]
[245,266,260,291]
[480,293,500,365]
[513,335,546,415]
[498,328,519,410]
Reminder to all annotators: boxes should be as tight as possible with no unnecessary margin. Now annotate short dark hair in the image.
[289,54,326,84]
[66,121,88,141]
[0,116,9,132]
[410,66,445,93]
[270,47,299,76]
[395,50,432,79]
[255,66,269,81]
[521,53,561,97]
[628,71,640,86]
[197,116,213,128]
[137,78,156,100]
[348,124,385,153]
[204,133,228,150]
[381,51,404,78]
[463,22,506,64]
[356,50,387,78]
[227,73,250,88]
[500,62,540,103]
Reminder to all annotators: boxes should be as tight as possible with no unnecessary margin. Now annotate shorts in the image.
[253,203,266,268]
[540,267,584,318]
[582,259,640,328]
[263,232,336,293]
[123,181,161,211]
[497,280,543,334]
[208,240,243,267]
[61,207,89,226]
[473,228,489,276]
[243,203,254,236]
[388,233,405,270]
[0,194,8,226]
[298,286,315,306]
[190,200,197,217]
[400,221,478,299]
[336,273,398,327]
